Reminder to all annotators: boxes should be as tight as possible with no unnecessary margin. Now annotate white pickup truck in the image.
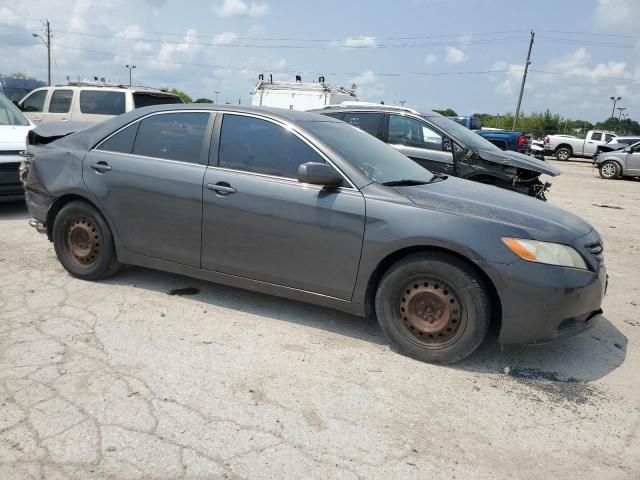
[544,130,616,160]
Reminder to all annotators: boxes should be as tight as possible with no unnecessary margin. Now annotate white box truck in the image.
[251,75,357,111]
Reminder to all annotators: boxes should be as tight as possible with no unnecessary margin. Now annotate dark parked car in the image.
[22,105,606,364]
[312,104,559,200]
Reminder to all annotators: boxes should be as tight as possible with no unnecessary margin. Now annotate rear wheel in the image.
[52,201,120,280]
[375,253,491,364]
[599,161,620,179]
[555,147,572,161]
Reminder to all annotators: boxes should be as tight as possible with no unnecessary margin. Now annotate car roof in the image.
[310,103,443,118]
[49,104,344,151]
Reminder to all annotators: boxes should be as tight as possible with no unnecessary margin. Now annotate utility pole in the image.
[512,31,534,131]
[32,20,51,86]
[617,107,626,121]
[214,91,221,104]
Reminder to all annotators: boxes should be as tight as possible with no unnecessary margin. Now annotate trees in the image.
[161,88,192,103]
[194,98,213,103]
[433,108,457,116]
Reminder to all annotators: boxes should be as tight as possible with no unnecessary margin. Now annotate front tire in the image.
[375,253,491,364]
[599,161,620,179]
[52,201,120,280]
[555,147,572,161]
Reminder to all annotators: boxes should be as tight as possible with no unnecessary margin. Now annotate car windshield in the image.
[302,120,433,184]
[424,113,501,151]
[0,93,29,126]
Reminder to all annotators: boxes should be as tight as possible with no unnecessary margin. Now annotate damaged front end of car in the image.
[456,147,559,201]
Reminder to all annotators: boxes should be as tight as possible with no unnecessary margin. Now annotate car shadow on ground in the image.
[108,266,627,382]
[107,266,387,346]
[0,200,29,220]
[455,317,627,383]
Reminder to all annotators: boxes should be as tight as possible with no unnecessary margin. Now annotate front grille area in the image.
[585,241,604,265]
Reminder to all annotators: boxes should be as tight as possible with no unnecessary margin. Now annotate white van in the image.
[251,75,357,111]
[18,84,183,124]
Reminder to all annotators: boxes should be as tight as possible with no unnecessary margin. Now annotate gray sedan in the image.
[594,141,640,179]
[22,105,606,364]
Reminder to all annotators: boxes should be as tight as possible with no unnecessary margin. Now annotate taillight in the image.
[544,136,550,144]
[518,135,526,146]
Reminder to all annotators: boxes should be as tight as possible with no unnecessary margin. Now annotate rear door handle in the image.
[89,162,112,173]
[206,182,236,194]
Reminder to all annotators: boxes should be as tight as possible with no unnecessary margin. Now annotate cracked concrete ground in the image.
[0,159,639,479]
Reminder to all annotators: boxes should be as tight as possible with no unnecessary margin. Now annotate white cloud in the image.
[147,29,203,71]
[490,61,526,95]
[215,0,269,18]
[343,36,377,48]
[424,53,437,65]
[445,46,467,64]
[116,25,144,40]
[350,70,385,100]
[0,6,20,25]
[212,32,238,45]
[595,0,640,32]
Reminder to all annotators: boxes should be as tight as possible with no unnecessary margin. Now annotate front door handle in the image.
[89,162,112,173]
[206,182,236,195]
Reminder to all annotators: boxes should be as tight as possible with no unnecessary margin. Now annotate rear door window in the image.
[97,123,140,154]
[49,89,73,113]
[604,134,614,142]
[21,90,47,112]
[133,112,209,164]
[79,90,126,115]
[342,112,383,139]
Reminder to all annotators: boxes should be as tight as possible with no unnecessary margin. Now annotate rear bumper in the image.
[25,188,54,233]
[481,258,607,345]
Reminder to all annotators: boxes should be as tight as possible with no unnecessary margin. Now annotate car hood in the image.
[476,148,560,176]
[0,125,33,151]
[395,176,593,240]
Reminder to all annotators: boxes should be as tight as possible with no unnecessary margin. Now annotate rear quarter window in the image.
[79,91,126,115]
[133,93,184,108]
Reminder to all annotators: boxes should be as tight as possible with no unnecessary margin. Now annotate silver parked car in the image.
[594,141,640,179]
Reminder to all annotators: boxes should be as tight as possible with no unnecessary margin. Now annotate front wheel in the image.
[52,201,120,280]
[375,253,491,364]
[599,161,620,179]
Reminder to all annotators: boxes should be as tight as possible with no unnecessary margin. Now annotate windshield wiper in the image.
[381,179,430,187]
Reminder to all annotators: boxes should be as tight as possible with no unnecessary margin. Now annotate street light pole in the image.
[610,96,621,118]
[125,64,136,87]
[617,107,626,121]
[214,91,221,104]
[32,20,51,86]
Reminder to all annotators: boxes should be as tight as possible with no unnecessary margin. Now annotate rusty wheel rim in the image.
[397,277,466,348]
[65,217,101,267]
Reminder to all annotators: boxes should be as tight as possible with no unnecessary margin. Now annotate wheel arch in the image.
[364,245,502,333]
[554,144,573,154]
[46,194,106,241]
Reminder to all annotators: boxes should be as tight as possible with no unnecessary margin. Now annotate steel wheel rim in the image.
[65,217,101,267]
[601,163,615,178]
[396,276,466,349]
[558,150,569,160]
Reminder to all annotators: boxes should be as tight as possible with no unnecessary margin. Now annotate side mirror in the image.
[297,162,342,187]
[624,146,632,153]
[443,137,452,152]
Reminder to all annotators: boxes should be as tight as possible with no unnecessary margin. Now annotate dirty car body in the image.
[311,105,559,200]
[23,105,605,363]
[594,141,640,179]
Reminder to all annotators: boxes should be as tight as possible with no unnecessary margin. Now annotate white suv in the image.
[18,84,183,124]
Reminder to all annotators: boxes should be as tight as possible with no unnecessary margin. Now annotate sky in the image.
[0,0,639,122]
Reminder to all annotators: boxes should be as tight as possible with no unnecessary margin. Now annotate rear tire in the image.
[555,147,572,161]
[374,253,491,364]
[599,161,620,179]
[52,201,120,280]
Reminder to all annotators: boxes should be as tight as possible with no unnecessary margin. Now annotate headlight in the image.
[502,237,588,270]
